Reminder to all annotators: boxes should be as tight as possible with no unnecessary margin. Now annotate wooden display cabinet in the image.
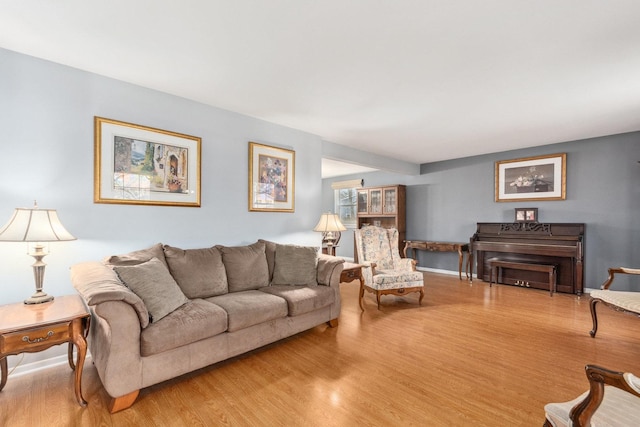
[355,185,406,262]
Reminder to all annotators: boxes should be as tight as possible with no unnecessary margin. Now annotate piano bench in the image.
[488,258,557,296]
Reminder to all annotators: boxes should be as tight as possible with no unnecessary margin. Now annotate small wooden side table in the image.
[340,262,366,311]
[0,294,90,406]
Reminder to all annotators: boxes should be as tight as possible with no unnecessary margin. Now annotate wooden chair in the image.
[589,267,640,337]
[354,226,424,310]
[544,365,640,426]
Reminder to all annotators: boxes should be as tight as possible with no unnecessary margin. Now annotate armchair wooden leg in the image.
[590,298,600,338]
[327,318,339,327]
[376,292,381,310]
[108,390,140,413]
[418,289,424,305]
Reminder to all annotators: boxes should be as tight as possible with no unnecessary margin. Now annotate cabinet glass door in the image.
[383,188,397,214]
[369,189,382,214]
[357,190,368,214]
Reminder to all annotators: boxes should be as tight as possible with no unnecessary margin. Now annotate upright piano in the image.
[470,222,585,295]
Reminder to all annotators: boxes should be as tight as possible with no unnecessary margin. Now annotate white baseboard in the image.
[8,352,92,379]
[417,266,472,278]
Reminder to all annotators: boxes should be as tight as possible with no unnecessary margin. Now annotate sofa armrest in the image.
[71,261,146,399]
[317,254,345,286]
[70,261,150,328]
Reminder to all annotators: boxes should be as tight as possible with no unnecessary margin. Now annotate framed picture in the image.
[248,142,295,212]
[495,153,566,202]
[515,208,538,223]
[94,117,201,207]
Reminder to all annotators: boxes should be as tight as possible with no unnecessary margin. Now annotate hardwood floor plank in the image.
[1,272,639,426]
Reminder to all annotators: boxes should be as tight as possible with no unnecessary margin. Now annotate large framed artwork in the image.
[495,153,566,202]
[94,117,201,207]
[248,142,295,212]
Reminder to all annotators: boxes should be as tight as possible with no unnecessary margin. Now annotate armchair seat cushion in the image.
[590,290,640,314]
[259,285,335,316]
[372,270,424,290]
[140,299,228,356]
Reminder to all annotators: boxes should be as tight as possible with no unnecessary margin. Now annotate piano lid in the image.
[473,222,585,239]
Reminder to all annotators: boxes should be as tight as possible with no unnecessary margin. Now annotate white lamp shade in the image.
[313,213,347,233]
[0,207,76,242]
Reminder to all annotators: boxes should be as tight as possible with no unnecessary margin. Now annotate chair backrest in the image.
[354,226,401,270]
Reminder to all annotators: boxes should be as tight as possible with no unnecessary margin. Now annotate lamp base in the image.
[24,291,54,305]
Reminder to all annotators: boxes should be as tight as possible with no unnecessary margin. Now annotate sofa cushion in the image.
[140,299,228,356]
[259,285,335,316]
[163,245,228,298]
[113,257,189,323]
[217,241,270,292]
[206,290,287,332]
[105,243,168,268]
[258,239,277,281]
[272,244,319,286]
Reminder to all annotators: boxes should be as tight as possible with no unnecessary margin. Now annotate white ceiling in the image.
[321,158,378,179]
[2,1,640,176]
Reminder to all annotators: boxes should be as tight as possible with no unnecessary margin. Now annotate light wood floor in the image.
[2,272,640,426]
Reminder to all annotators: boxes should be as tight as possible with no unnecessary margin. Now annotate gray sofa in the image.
[70,240,344,412]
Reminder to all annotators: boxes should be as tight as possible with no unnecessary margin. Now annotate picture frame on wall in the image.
[495,153,566,202]
[94,117,201,207]
[515,208,538,223]
[248,142,295,212]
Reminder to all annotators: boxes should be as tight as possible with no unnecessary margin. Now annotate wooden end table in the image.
[340,262,366,311]
[0,294,90,406]
[403,240,471,280]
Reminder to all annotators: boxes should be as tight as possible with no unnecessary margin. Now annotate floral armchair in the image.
[354,226,424,310]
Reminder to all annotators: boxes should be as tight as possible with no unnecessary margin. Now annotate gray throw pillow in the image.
[258,239,277,281]
[217,241,270,292]
[105,243,168,268]
[114,257,189,323]
[163,245,228,298]
[272,244,319,286]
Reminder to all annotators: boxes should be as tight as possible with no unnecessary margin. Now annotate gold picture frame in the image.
[495,153,566,202]
[248,142,295,212]
[94,117,201,207]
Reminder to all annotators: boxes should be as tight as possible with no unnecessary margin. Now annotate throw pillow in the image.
[163,245,228,298]
[272,244,319,286]
[114,257,189,323]
[258,239,277,281]
[105,243,168,268]
[217,241,270,292]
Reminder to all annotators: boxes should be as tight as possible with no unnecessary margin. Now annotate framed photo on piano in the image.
[495,153,566,202]
[515,208,538,223]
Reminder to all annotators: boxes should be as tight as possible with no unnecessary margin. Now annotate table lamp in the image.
[313,212,346,254]
[0,202,76,304]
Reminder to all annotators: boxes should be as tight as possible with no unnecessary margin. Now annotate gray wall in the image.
[323,133,640,290]
[0,47,325,305]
